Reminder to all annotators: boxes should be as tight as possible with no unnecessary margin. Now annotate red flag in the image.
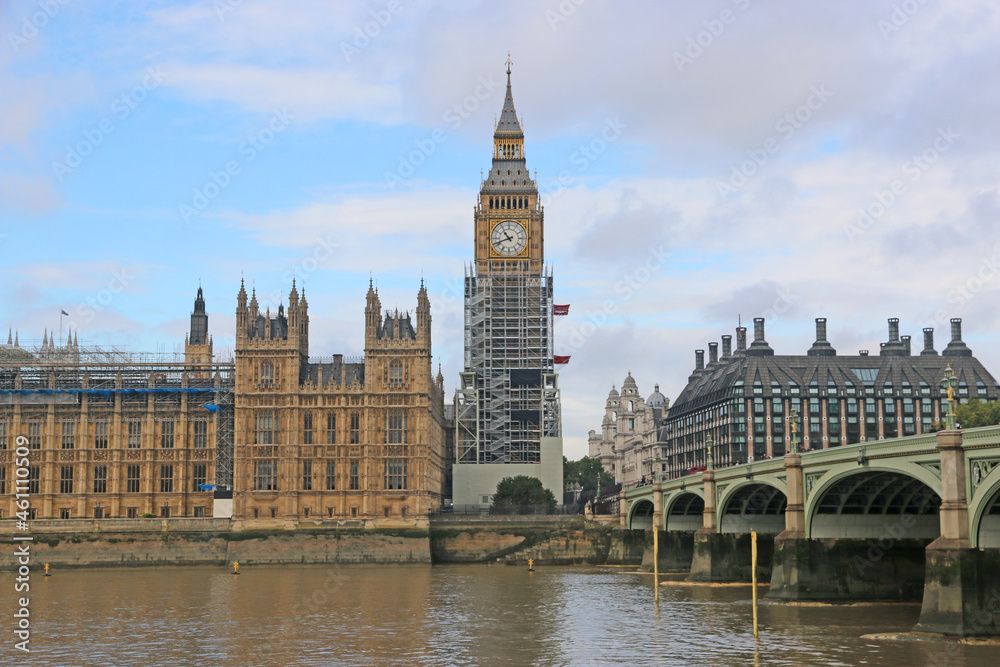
[554,355,571,364]
[553,304,570,315]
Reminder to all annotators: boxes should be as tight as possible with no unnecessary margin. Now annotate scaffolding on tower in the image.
[457,260,560,466]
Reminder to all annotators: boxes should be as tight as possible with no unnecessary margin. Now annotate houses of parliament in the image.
[0,282,447,523]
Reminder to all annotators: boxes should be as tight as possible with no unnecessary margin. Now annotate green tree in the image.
[564,456,613,496]
[956,399,1000,428]
[490,476,557,515]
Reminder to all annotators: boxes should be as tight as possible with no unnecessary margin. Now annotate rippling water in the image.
[1,565,996,666]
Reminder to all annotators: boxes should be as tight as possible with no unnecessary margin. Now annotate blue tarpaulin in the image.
[0,388,222,395]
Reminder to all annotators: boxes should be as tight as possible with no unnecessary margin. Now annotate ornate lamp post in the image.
[706,434,714,471]
[789,408,801,454]
[940,364,958,430]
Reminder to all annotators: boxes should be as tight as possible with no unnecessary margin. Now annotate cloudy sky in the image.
[2,0,999,458]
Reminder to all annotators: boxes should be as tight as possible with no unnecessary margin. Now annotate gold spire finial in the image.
[506,52,512,77]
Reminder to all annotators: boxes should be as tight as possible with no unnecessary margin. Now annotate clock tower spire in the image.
[475,58,542,273]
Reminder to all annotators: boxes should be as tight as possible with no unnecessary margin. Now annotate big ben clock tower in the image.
[453,57,564,507]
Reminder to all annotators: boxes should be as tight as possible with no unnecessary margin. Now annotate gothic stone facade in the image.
[233,280,446,521]
[0,282,446,522]
[0,296,227,521]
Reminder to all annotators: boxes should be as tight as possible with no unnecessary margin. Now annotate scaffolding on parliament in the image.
[0,342,235,489]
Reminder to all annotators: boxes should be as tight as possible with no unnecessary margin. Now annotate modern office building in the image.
[658,317,999,478]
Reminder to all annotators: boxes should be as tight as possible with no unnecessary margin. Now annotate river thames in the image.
[2,564,997,666]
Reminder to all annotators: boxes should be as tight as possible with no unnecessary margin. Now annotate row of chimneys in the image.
[692,317,971,373]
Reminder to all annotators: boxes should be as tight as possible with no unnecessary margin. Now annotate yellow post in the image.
[44,563,50,576]
[528,558,534,572]
[751,531,759,639]
[653,525,659,602]
[232,561,240,575]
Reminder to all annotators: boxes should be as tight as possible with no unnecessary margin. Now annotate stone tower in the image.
[453,57,563,507]
[184,286,213,374]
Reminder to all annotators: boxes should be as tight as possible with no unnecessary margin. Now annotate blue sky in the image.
[2,0,1000,457]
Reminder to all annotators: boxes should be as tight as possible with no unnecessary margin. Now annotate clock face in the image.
[491,220,527,256]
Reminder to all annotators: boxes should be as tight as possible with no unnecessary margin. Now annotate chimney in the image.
[921,328,937,356]
[695,349,705,371]
[901,334,911,356]
[807,317,836,356]
[881,317,907,356]
[736,327,747,352]
[708,342,719,364]
[747,318,774,356]
[721,335,732,358]
[942,317,972,357]
[860,350,869,356]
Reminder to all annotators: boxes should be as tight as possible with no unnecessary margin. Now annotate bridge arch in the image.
[971,464,1000,548]
[718,481,787,534]
[806,467,940,539]
[665,491,704,532]
[627,498,654,530]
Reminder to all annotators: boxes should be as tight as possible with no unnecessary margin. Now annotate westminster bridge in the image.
[622,425,1000,636]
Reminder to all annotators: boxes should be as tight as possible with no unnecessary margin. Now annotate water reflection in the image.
[0,564,996,666]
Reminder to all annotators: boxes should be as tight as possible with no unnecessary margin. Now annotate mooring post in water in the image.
[528,558,534,572]
[44,563,50,577]
[751,531,759,639]
[653,523,659,602]
[232,561,240,575]
[652,477,663,602]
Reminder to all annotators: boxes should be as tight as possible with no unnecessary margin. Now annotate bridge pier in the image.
[915,430,1000,636]
[769,451,928,600]
[686,466,774,581]
[689,531,774,582]
[641,530,695,572]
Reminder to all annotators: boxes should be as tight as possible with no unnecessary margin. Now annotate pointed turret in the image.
[6,329,11,345]
[249,287,259,316]
[236,279,249,340]
[365,279,382,346]
[495,54,524,140]
[416,280,431,346]
[14,331,18,347]
[42,329,48,349]
[189,286,209,345]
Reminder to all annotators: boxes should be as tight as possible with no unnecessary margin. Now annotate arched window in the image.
[261,362,273,383]
[389,360,404,388]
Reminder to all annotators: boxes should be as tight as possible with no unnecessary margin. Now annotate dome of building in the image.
[647,383,667,409]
